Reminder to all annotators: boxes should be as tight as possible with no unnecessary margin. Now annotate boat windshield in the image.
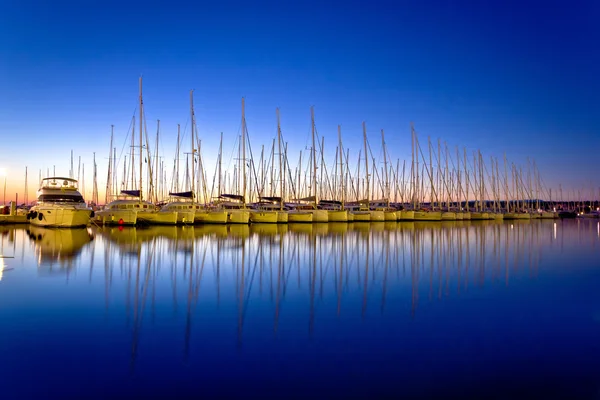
[38,194,85,203]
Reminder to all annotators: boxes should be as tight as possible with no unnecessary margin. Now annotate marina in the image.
[2,1,598,398]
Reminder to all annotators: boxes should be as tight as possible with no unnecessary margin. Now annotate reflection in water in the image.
[89,220,564,359]
[27,225,94,274]
[1,219,599,397]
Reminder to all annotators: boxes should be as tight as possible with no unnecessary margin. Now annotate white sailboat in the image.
[161,90,200,225]
[97,77,177,225]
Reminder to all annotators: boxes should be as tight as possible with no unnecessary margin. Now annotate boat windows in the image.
[38,194,85,203]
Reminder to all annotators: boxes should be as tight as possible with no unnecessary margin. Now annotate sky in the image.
[1,0,598,203]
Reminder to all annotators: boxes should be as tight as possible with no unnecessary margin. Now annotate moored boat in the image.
[28,177,93,228]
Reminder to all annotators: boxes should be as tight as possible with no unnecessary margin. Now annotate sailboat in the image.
[219,98,251,224]
[96,77,177,226]
[320,124,348,222]
[161,90,199,225]
[304,107,329,223]
[412,127,441,221]
[264,108,289,223]
[363,123,384,222]
[380,129,398,221]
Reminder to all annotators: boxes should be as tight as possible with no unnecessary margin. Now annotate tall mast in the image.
[456,146,461,211]
[381,129,389,208]
[105,125,114,204]
[463,148,469,212]
[311,106,317,203]
[130,116,135,190]
[176,124,180,193]
[479,150,484,211]
[277,108,283,209]
[428,136,434,209]
[218,132,223,198]
[154,120,160,203]
[338,125,344,206]
[411,123,416,209]
[24,166,28,205]
[437,138,441,209]
[138,76,143,202]
[241,97,247,206]
[92,152,98,205]
[190,90,195,204]
[362,121,369,205]
[445,142,450,209]
[504,153,509,212]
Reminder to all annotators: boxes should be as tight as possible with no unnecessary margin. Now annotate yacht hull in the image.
[29,207,92,228]
[228,209,250,224]
[327,210,348,222]
[413,211,442,221]
[288,211,313,223]
[351,211,370,222]
[277,211,289,223]
[369,210,385,222]
[196,210,228,224]
[399,210,415,221]
[383,211,397,221]
[311,209,329,223]
[96,209,138,225]
[441,212,457,221]
[250,211,278,224]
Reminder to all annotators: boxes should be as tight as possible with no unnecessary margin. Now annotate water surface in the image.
[1,220,599,399]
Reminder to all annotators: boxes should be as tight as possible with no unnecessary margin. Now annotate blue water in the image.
[0,220,599,399]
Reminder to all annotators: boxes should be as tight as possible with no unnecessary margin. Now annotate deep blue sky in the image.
[1,0,598,201]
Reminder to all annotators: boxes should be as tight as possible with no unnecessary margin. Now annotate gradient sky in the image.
[1,0,598,203]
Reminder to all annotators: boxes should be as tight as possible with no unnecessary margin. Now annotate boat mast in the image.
[138,76,143,202]
[362,121,369,208]
[381,129,389,208]
[428,136,434,210]
[445,142,450,210]
[411,123,416,209]
[218,132,223,199]
[241,97,247,207]
[277,108,283,210]
[154,120,160,203]
[176,124,180,193]
[463,148,469,212]
[311,106,317,206]
[105,125,114,204]
[190,90,195,204]
[24,166,28,205]
[455,146,461,211]
[338,125,344,208]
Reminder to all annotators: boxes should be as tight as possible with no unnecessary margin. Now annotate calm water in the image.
[1,220,599,399]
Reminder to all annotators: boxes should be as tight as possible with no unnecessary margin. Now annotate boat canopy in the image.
[120,190,141,197]
[168,191,194,199]
[220,193,245,202]
[259,196,283,202]
[295,195,316,202]
[319,199,342,206]
[42,177,77,183]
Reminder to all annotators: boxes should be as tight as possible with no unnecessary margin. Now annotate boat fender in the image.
[38,213,43,221]
[90,211,95,218]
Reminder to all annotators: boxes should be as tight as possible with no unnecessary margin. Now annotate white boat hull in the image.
[96,209,138,225]
[29,206,92,228]
[288,211,313,223]
[138,210,178,225]
[250,210,279,224]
